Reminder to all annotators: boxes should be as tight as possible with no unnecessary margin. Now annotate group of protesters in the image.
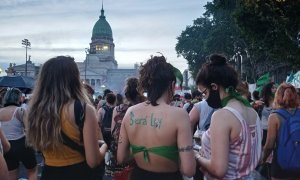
[0,54,299,180]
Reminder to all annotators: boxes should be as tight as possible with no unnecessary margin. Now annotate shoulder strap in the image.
[61,131,85,156]
[74,100,86,142]
[274,109,292,120]
[60,100,86,156]
[223,107,245,123]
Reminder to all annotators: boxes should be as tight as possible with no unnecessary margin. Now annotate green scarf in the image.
[221,86,251,107]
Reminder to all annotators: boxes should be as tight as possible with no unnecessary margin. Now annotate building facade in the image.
[77,5,138,93]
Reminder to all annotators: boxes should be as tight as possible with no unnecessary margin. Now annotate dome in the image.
[92,8,113,39]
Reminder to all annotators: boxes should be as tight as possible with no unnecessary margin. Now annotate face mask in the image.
[206,89,222,109]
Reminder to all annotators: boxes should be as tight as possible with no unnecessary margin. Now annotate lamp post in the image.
[85,48,89,81]
[22,39,31,76]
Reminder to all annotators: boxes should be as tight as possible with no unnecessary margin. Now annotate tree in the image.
[234,0,300,68]
[176,17,213,78]
[176,0,245,79]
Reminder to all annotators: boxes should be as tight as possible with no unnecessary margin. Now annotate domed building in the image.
[77,5,138,93]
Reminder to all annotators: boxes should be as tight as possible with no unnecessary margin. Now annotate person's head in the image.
[83,83,95,97]
[139,55,176,106]
[252,90,260,101]
[273,83,299,109]
[27,56,90,151]
[173,94,181,101]
[184,93,192,102]
[105,92,116,105]
[3,88,22,107]
[196,54,238,108]
[192,90,201,101]
[260,82,275,107]
[103,89,112,98]
[124,77,145,105]
[97,95,102,100]
[116,93,123,106]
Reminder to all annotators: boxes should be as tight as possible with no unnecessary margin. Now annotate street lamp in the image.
[22,39,31,76]
[85,48,89,81]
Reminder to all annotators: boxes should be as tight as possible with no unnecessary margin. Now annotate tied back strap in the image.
[130,144,179,163]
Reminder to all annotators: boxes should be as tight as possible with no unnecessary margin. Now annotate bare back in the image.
[121,102,193,172]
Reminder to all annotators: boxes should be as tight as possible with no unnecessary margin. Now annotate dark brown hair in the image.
[260,82,275,107]
[196,54,238,89]
[139,56,176,106]
[124,77,145,105]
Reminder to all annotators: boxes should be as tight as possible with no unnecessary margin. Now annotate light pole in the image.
[85,48,89,82]
[22,39,31,76]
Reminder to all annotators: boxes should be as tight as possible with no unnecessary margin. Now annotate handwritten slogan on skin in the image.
[130,112,162,129]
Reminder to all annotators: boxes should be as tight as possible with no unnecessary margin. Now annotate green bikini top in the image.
[130,144,179,163]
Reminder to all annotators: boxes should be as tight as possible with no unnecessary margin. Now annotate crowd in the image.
[0,54,299,180]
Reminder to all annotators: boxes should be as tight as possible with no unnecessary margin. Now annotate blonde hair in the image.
[26,56,90,151]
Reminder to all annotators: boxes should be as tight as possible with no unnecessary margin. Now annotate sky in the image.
[0,0,208,74]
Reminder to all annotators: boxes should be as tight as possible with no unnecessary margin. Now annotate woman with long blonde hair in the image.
[26,56,107,180]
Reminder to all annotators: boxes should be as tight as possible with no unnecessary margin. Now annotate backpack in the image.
[274,108,300,171]
[108,104,129,167]
[186,103,194,113]
[101,104,114,147]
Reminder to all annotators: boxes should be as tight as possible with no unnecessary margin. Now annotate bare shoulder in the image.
[268,112,280,122]
[169,106,189,122]
[84,103,97,119]
[212,109,234,120]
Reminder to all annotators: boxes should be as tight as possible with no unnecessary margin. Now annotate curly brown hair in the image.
[139,56,176,106]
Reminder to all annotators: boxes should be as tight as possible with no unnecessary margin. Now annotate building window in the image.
[96,44,109,51]
[91,79,95,86]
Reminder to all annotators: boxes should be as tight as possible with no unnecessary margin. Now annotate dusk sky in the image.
[0,0,208,73]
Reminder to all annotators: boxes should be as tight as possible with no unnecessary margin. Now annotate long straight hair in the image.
[26,56,90,151]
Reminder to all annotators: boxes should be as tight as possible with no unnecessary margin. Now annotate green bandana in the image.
[221,86,251,107]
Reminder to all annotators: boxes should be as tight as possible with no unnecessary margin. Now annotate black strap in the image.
[61,100,86,156]
[61,131,85,156]
[74,100,86,142]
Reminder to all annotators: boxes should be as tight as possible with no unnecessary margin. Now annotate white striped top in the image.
[201,107,262,180]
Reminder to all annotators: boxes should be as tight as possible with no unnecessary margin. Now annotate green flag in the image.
[256,73,270,86]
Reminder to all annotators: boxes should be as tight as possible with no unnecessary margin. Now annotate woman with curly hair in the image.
[26,56,107,180]
[117,56,195,180]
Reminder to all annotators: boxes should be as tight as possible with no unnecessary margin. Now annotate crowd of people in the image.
[0,54,299,180]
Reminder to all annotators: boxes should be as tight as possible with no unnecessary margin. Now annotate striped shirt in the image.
[201,107,262,180]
